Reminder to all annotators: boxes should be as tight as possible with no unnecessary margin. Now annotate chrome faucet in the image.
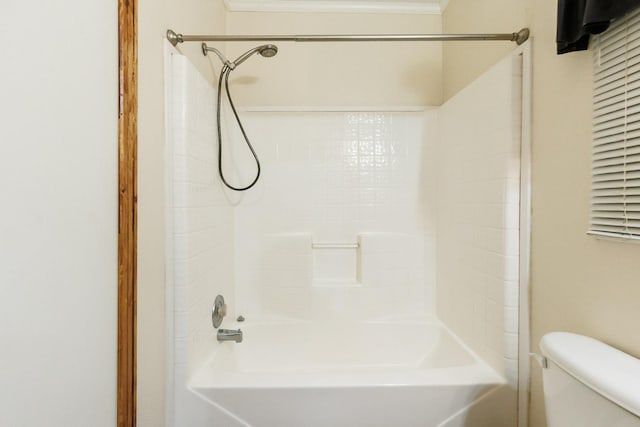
[217,328,243,343]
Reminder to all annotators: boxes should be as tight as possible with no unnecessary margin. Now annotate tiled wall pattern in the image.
[230,110,438,320]
[167,55,236,390]
[437,53,522,386]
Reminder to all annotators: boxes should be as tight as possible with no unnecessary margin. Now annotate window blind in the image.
[590,6,640,240]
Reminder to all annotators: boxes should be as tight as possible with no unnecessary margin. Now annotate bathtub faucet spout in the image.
[217,328,243,343]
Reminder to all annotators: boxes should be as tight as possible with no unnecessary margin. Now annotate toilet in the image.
[540,332,640,427]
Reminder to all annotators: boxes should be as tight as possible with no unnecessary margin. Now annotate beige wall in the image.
[137,0,226,425]
[442,0,529,99]
[225,12,442,106]
[444,1,640,426]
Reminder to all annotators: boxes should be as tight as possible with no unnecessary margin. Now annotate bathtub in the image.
[188,319,512,427]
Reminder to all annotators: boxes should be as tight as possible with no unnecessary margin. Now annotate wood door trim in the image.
[117,0,137,425]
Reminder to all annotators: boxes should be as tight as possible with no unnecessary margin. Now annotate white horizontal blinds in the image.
[591,7,640,240]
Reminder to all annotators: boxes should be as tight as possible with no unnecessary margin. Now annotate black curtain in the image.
[557,0,640,54]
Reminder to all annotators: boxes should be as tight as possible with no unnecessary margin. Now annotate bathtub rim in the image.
[188,316,508,390]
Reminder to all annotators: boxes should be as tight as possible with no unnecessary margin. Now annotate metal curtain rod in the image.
[166,28,530,46]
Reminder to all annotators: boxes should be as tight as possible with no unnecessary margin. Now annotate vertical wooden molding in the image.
[118,0,137,425]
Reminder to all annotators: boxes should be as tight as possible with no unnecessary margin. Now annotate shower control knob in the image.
[212,295,227,329]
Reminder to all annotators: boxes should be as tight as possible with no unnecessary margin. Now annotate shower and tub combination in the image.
[165,27,531,427]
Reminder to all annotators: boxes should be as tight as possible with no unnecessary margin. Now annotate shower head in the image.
[202,43,279,70]
[258,44,278,58]
[232,44,279,67]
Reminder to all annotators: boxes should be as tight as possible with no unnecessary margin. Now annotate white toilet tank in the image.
[540,332,640,427]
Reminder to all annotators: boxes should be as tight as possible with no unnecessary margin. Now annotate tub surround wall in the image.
[167,53,239,425]
[231,110,438,321]
[167,50,521,427]
[437,51,522,386]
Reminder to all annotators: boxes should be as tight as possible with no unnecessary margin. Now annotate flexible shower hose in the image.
[216,64,261,191]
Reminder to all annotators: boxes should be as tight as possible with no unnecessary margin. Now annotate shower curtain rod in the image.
[166,28,530,46]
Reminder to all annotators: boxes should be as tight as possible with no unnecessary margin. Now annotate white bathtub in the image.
[188,319,513,427]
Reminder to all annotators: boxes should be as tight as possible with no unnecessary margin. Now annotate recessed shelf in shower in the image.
[312,241,360,286]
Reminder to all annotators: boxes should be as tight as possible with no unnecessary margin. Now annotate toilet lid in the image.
[540,332,640,418]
